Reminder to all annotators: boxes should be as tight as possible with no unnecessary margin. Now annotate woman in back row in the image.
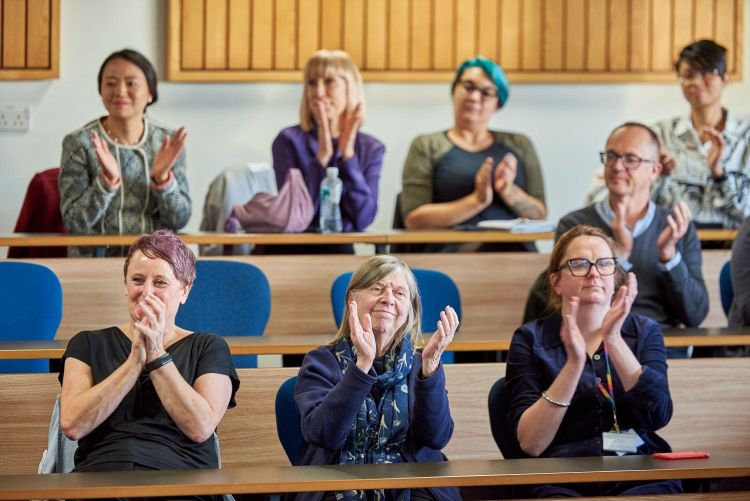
[263,49,385,255]
[59,49,191,257]
[400,56,546,252]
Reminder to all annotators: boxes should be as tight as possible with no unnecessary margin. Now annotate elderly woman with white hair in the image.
[290,255,460,501]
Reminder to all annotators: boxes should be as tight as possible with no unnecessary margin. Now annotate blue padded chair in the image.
[175,260,271,368]
[487,377,527,459]
[0,261,62,373]
[275,376,303,465]
[720,261,733,317]
[331,269,462,363]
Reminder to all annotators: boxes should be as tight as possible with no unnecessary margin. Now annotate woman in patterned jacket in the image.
[59,49,190,257]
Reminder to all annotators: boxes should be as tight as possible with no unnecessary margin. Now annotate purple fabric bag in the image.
[226,168,314,233]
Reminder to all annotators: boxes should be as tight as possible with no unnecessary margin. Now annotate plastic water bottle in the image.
[319,167,343,233]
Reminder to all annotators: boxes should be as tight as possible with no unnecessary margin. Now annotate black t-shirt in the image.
[59,327,240,471]
[433,138,527,225]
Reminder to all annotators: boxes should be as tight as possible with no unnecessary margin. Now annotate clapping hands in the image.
[133,294,168,362]
[656,201,691,262]
[421,306,459,378]
[348,301,377,373]
[600,272,637,346]
[151,127,187,184]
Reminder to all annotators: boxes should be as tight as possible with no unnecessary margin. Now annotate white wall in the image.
[1,0,749,252]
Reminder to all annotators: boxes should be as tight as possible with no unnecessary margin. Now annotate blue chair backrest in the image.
[720,260,733,316]
[175,260,271,368]
[487,377,527,459]
[331,269,462,363]
[275,376,303,464]
[0,261,62,373]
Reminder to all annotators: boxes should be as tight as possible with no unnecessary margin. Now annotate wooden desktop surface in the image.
[0,228,735,247]
[0,453,748,500]
[1,327,748,360]
[2,250,733,345]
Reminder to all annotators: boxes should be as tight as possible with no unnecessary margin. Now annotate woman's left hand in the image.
[493,153,518,196]
[421,306,459,378]
[339,103,363,161]
[600,272,637,345]
[134,294,168,362]
[151,127,187,185]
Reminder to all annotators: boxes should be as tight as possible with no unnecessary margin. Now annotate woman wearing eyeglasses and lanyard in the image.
[399,56,546,252]
[505,224,681,497]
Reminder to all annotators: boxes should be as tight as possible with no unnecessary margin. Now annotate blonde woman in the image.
[266,50,384,254]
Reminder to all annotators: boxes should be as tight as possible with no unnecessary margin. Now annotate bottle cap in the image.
[326,167,339,177]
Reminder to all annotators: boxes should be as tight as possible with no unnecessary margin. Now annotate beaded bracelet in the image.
[541,391,571,408]
[146,353,173,373]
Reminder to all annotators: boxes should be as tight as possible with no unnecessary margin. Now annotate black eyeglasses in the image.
[600,151,657,171]
[458,80,498,100]
[557,257,618,277]
[678,69,720,85]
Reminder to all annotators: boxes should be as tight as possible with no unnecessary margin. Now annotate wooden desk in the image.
[386,229,553,244]
[0,228,736,248]
[4,250,731,343]
[0,232,388,247]
[2,326,747,360]
[663,327,750,347]
[0,332,511,360]
[0,335,335,360]
[0,453,748,500]
[696,229,738,241]
[2,360,749,476]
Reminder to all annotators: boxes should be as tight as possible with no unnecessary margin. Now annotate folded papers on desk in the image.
[477,219,556,233]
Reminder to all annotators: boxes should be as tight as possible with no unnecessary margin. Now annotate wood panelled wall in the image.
[0,0,58,80]
[167,0,744,82]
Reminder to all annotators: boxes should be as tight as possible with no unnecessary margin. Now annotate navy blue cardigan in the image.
[288,343,461,501]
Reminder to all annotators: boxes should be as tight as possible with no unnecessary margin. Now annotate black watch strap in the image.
[146,353,173,372]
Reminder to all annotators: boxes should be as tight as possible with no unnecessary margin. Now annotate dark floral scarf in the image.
[334,334,413,501]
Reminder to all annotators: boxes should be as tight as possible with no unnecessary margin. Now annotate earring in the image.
[148,97,153,103]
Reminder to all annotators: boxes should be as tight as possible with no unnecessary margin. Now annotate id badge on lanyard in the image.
[596,346,644,455]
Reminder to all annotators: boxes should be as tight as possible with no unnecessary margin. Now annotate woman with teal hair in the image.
[400,56,546,251]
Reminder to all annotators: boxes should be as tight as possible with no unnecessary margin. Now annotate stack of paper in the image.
[476,219,555,233]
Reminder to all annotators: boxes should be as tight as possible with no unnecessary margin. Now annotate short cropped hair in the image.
[606,121,662,157]
[451,56,510,108]
[98,49,159,107]
[123,229,196,286]
[547,225,624,311]
[299,50,365,132]
[331,255,423,351]
[675,39,727,76]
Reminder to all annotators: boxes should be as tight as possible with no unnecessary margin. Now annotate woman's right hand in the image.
[128,328,147,368]
[560,296,586,367]
[92,130,121,187]
[348,301,376,373]
[314,101,334,166]
[473,156,495,208]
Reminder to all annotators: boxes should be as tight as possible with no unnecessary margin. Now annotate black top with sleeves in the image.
[59,327,240,471]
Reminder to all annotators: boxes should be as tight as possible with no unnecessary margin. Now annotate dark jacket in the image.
[288,343,460,501]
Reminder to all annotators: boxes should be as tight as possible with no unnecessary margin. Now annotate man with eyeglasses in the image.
[554,123,709,354]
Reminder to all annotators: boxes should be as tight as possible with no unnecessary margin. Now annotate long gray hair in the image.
[331,255,423,351]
